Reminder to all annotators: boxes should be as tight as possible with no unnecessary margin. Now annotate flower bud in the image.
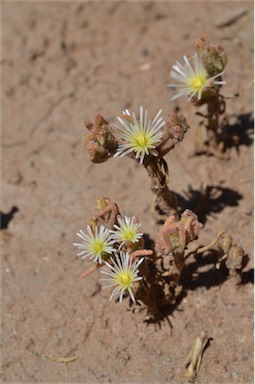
[218,233,233,254]
[181,209,203,243]
[158,112,190,156]
[194,35,227,77]
[84,114,118,163]
[227,245,244,271]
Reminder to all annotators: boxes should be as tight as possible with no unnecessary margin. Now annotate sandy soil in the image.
[1,1,254,383]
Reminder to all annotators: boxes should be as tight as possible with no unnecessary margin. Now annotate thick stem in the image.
[145,157,179,220]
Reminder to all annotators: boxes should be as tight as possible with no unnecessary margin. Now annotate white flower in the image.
[110,216,143,249]
[73,225,114,264]
[114,106,164,164]
[100,251,144,302]
[168,53,225,101]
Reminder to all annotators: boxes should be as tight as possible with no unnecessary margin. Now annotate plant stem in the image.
[145,157,179,220]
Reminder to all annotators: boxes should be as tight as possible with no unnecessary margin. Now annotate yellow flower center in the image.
[93,240,105,254]
[135,133,148,148]
[117,270,133,287]
[189,74,207,90]
[123,229,135,241]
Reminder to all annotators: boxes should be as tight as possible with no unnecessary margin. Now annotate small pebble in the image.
[231,371,239,380]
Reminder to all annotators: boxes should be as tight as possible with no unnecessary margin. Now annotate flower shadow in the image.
[137,243,251,327]
[181,251,252,290]
[176,184,243,224]
[221,112,254,151]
